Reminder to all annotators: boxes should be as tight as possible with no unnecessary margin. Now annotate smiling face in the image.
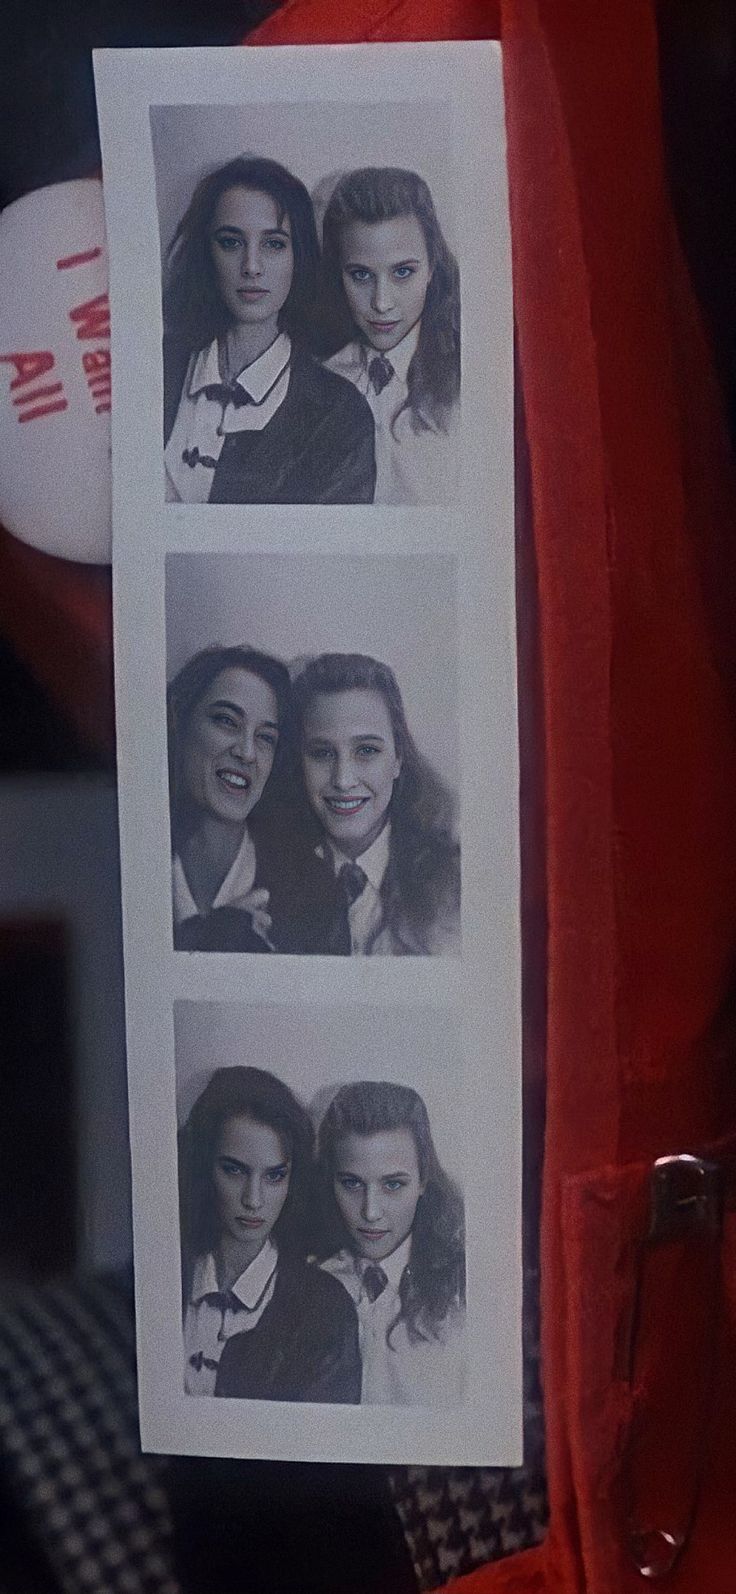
[339,213,432,353]
[302,687,401,859]
[181,666,279,828]
[209,186,294,331]
[213,1114,291,1266]
[333,1127,425,1263]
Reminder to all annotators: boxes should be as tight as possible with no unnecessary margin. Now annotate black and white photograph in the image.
[96,40,520,1468]
[176,1001,466,1409]
[154,102,460,506]
[166,550,460,956]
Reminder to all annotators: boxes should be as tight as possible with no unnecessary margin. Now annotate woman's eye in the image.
[265,1166,289,1183]
[266,237,289,252]
[393,265,416,280]
[257,731,278,750]
[214,235,240,252]
[306,746,333,762]
[211,712,237,729]
[383,1179,408,1193]
[218,1159,241,1176]
[347,268,371,284]
[337,1176,361,1192]
[356,744,381,759]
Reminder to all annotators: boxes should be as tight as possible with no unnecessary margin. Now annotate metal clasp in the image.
[624,1154,724,1580]
[648,1154,723,1245]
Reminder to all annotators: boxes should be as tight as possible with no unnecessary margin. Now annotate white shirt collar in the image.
[188,332,291,404]
[379,319,421,384]
[191,1238,278,1308]
[325,820,391,893]
[172,827,257,925]
[358,1232,412,1292]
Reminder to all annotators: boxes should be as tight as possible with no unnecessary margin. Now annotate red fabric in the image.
[246,1,736,1590]
[3,1,735,1586]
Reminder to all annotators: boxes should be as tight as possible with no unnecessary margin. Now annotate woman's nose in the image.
[241,241,262,277]
[371,274,394,313]
[333,755,356,789]
[362,1185,382,1223]
[242,1175,263,1209]
[231,728,256,763]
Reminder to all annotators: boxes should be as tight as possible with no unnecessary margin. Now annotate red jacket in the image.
[1,4,734,1590]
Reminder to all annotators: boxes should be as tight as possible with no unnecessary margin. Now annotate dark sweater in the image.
[164,338,376,504]
[215,1258,360,1404]
[173,830,341,954]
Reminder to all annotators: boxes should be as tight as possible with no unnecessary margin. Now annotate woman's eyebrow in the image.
[208,698,278,731]
[213,224,291,239]
[337,1167,411,1179]
[343,256,421,269]
[209,697,243,716]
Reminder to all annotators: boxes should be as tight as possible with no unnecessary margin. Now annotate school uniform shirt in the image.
[318,822,391,955]
[164,333,376,505]
[184,1239,278,1396]
[321,1238,466,1408]
[172,827,259,935]
[324,321,459,506]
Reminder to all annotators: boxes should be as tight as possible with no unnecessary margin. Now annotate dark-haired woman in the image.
[168,645,329,954]
[164,156,375,504]
[318,1081,465,1407]
[291,652,461,956]
[320,167,460,506]
[168,645,287,952]
[180,1067,360,1402]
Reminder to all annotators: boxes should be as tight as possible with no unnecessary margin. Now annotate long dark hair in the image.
[291,652,460,954]
[163,156,320,351]
[320,167,460,433]
[167,645,291,854]
[317,1080,465,1344]
[179,1066,315,1298]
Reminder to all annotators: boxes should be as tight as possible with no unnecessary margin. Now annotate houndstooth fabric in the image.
[0,1269,546,1593]
[388,1259,548,1589]
[0,1275,179,1594]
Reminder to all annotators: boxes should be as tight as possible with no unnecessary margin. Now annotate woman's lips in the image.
[217,767,251,792]
[238,287,269,298]
[368,319,400,333]
[324,795,369,816]
[237,1215,264,1228]
[358,1227,390,1238]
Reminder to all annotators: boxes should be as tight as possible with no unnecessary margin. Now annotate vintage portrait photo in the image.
[175,1000,466,1410]
[96,40,520,1467]
[152,100,460,506]
[166,550,460,957]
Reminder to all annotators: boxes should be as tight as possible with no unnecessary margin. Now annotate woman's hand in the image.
[230,886,273,947]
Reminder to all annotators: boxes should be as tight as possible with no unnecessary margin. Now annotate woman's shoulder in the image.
[290,349,373,421]
[386,832,461,956]
[277,1256,357,1326]
[163,333,198,444]
[322,341,363,382]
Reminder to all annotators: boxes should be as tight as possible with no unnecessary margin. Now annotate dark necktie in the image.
[325,860,368,955]
[362,1264,388,1303]
[368,355,394,396]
